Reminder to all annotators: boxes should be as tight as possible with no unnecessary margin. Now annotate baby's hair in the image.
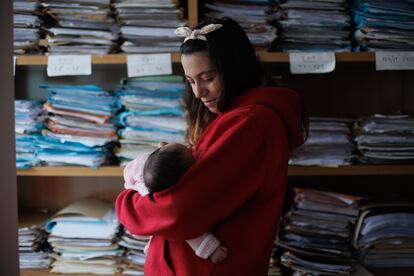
[143,146,194,193]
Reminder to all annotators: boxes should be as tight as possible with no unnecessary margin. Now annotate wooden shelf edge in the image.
[288,164,414,176]
[16,166,123,177]
[16,164,414,176]
[16,53,182,65]
[15,52,376,66]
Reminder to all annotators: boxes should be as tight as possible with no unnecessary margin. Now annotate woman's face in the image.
[181,51,223,113]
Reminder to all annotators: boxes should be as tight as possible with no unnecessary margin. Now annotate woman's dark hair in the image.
[180,17,265,145]
[143,147,194,193]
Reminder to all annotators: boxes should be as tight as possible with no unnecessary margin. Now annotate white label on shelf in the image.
[127,53,172,77]
[376,52,414,70]
[13,56,16,76]
[289,52,336,74]
[47,55,92,77]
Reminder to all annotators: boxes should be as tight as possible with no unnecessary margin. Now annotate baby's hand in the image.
[210,245,228,263]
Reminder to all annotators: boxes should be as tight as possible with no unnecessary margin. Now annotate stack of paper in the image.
[113,0,185,53]
[276,0,351,52]
[352,1,414,51]
[13,0,43,54]
[289,117,355,167]
[353,200,414,268]
[118,230,149,275]
[19,226,51,269]
[40,0,119,55]
[115,75,186,165]
[15,100,45,169]
[46,198,123,274]
[354,114,414,164]
[204,0,279,50]
[277,188,361,275]
[38,84,119,167]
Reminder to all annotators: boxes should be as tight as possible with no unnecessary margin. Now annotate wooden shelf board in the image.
[15,52,376,66]
[16,53,181,65]
[16,166,123,177]
[20,270,124,276]
[16,164,414,177]
[288,164,414,176]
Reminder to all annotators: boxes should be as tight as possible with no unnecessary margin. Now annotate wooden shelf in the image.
[15,52,376,66]
[16,164,414,177]
[20,270,124,276]
[17,166,123,177]
[15,53,182,65]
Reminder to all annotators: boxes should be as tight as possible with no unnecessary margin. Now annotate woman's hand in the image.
[210,245,229,263]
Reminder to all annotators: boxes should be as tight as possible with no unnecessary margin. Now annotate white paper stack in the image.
[115,75,186,165]
[277,188,361,275]
[41,0,119,55]
[113,0,186,53]
[354,114,414,164]
[289,117,355,167]
[118,230,150,275]
[46,198,123,274]
[19,226,51,269]
[15,100,45,169]
[276,0,351,52]
[204,0,278,50]
[13,0,43,54]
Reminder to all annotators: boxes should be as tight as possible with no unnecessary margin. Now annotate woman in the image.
[116,17,306,276]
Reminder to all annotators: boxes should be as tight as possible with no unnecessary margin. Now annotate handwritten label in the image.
[47,55,92,77]
[127,54,172,77]
[376,52,414,71]
[13,56,16,76]
[289,52,336,74]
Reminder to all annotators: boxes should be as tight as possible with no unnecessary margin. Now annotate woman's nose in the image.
[193,83,207,99]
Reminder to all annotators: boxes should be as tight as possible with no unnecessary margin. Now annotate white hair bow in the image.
[175,24,223,42]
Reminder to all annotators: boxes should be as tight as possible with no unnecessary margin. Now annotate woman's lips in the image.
[203,99,216,107]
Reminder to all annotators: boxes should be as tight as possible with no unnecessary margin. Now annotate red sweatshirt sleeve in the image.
[116,109,277,240]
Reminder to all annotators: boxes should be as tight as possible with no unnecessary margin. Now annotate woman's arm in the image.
[115,109,285,240]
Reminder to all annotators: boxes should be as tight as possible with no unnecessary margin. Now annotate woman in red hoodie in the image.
[116,17,306,276]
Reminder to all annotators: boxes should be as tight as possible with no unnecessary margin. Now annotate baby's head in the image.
[143,143,195,193]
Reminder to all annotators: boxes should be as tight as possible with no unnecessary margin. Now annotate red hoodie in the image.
[116,87,304,275]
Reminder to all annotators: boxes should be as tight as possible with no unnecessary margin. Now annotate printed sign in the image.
[376,52,414,71]
[127,54,172,77]
[47,55,92,77]
[289,52,336,74]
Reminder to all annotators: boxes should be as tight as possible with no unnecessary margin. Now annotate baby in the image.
[124,142,229,263]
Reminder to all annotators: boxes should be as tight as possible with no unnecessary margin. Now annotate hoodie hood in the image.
[227,87,304,151]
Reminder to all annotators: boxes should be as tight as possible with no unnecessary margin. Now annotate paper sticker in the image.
[47,55,92,77]
[376,52,414,71]
[127,54,172,77]
[289,52,336,74]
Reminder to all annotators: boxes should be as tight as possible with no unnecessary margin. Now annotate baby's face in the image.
[160,143,195,165]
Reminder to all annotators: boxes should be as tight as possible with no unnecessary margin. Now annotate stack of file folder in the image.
[39,84,119,167]
[204,0,279,50]
[115,75,186,165]
[353,199,414,268]
[277,188,360,275]
[13,0,43,54]
[40,0,119,55]
[354,114,414,164]
[113,0,185,53]
[19,226,51,269]
[15,100,45,169]
[352,1,414,51]
[46,198,123,274]
[118,229,149,275]
[289,117,355,167]
[276,0,351,52]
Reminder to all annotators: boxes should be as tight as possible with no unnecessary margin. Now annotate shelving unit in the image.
[16,164,414,177]
[9,0,414,275]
